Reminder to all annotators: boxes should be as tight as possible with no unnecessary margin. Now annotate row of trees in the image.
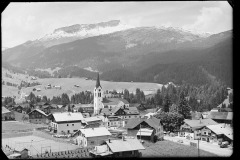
[2,97,16,106]
[2,81,18,87]
[153,92,191,132]
[19,80,41,88]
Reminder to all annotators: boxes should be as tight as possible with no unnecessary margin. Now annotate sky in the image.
[2,1,232,48]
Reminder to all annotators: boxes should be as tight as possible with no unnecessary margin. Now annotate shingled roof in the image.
[95,73,101,88]
[2,106,11,114]
[125,117,161,129]
[183,119,218,130]
[207,112,232,120]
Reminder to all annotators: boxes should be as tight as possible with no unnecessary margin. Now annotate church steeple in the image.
[96,72,101,88]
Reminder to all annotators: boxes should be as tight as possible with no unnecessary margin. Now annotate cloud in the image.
[182,2,232,33]
[183,7,223,33]
[24,15,36,31]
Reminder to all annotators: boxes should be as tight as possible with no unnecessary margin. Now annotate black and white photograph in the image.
[2,1,233,158]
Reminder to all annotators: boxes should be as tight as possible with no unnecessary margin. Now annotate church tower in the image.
[94,73,103,114]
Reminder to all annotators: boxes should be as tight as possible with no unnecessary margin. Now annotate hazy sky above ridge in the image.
[2,1,232,48]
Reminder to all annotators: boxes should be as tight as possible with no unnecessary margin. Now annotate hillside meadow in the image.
[3,76,163,103]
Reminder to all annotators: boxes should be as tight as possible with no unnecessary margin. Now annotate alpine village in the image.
[2,2,233,158]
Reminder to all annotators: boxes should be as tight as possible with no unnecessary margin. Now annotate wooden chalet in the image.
[124,116,164,142]
[28,109,50,124]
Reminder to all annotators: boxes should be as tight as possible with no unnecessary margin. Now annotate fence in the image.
[2,131,33,139]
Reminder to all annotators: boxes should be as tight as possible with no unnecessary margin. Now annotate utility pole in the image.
[198,138,200,157]
[140,124,141,141]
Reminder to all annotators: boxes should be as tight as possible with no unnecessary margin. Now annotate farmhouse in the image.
[36,88,41,92]
[2,106,15,121]
[73,104,94,114]
[210,108,219,112]
[28,109,50,124]
[89,138,145,157]
[180,119,218,140]
[81,116,105,128]
[53,85,61,89]
[191,111,203,120]
[13,147,29,159]
[49,112,84,134]
[100,106,140,127]
[201,123,233,144]
[102,98,130,109]
[74,127,111,147]
[41,104,57,114]
[124,116,164,142]
[207,112,232,126]
[12,105,24,113]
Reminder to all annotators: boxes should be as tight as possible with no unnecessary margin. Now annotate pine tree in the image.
[163,93,171,112]
[177,92,191,119]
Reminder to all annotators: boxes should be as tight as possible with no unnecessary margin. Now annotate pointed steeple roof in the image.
[96,72,101,88]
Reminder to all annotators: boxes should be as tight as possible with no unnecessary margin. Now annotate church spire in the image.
[96,72,101,88]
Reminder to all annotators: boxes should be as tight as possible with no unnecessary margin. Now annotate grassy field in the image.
[2,121,47,133]
[2,135,79,155]
[140,140,218,157]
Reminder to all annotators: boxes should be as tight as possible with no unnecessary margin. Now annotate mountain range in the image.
[2,20,232,87]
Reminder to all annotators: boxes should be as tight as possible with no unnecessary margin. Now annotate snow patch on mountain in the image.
[84,67,99,73]
[125,43,137,49]
[35,67,61,76]
[38,20,134,42]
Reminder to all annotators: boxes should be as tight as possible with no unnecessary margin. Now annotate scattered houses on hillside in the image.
[124,116,164,142]
[28,109,50,124]
[180,119,218,140]
[74,127,112,148]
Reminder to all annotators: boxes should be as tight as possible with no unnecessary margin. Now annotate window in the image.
[72,124,74,126]
[67,130,70,134]
[67,124,69,126]
[90,141,95,145]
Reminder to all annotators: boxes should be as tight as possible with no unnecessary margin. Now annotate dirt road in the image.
[164,135,232,157]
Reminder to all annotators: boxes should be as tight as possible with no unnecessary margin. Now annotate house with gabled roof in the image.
[49,112,84,134]
[2,106,15,121]
[207,112,232,126]
[102,98,130,109]
[89,138,145,157]
[28,109,50,124]
[99,106,140,128]
[180,119,218,140]
[74,127,112,148]
[124,116,164,142]
[200,123,233,144]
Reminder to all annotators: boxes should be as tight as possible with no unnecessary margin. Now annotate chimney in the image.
[109,139,111,143]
